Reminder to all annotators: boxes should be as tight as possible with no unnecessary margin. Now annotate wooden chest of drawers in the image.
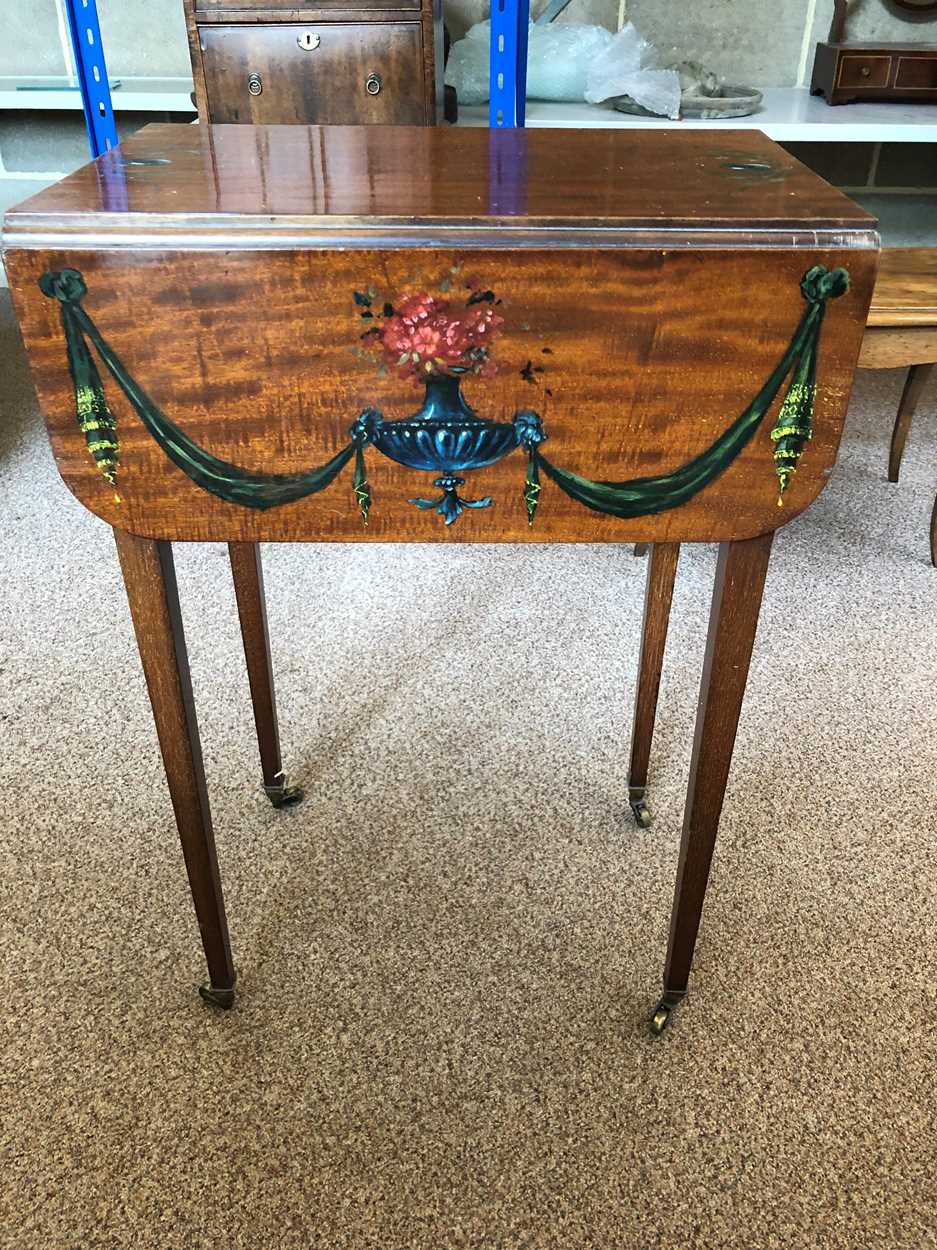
[184,0,444,125]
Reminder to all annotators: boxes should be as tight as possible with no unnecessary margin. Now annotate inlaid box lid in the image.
[2,123,877,251]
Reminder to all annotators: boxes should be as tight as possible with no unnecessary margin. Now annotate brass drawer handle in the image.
[297,31,320,51]
[860,65,871,78]
[365,72,382,96]
[247,72,263,97]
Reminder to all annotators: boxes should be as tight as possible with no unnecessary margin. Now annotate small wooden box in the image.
[811,40,937,104]
[184,0,444,125]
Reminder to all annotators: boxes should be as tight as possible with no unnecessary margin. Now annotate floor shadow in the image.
[0,288,39,462]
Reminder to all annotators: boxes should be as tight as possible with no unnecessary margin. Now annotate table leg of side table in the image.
[627,542,680,829]
[114,528,237,1009]
[889,363,934,484]
[650,531,774,1036]
[228,542,304,809]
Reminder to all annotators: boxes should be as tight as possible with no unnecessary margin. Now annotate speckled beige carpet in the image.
[1,289,935,1250]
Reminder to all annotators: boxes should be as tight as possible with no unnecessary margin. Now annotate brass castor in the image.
[264,773,305,809]
[630,798,652,828]
[649,992,684,1037]
[199,982,236,1009]
[628,785,653,828]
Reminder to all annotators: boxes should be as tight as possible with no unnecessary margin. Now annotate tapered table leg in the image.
[628,542,680,828]
[889,362,934,483]
[114,528,236,1008]
[228,542,303,809]
[651,532,773,1035]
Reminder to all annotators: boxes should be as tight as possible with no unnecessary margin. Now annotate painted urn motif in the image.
[352,285,542,524]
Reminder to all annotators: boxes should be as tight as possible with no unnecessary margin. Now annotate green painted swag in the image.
[40,265,849,523]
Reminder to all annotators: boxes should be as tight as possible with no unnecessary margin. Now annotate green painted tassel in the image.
[770,338,817,505]
[75,373,119,487]
[43,270,120,488]
[523,450,541,525]
[770,265,849,505]
[353,443,371,524]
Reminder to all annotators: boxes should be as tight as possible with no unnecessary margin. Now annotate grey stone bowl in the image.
[612,84,764,120]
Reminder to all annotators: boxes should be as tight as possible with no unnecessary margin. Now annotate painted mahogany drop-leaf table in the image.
[3,124,879,1034]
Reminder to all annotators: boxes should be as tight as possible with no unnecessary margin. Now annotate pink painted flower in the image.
[360,287,504,381]
[411,322,445,358]
[397,293,442,325]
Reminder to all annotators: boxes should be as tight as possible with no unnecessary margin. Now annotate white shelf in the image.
[0,76,195,113]
[457,88,937,143]
[2,78,934,141]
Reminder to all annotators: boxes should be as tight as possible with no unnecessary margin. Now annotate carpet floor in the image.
[1,290,935,1250]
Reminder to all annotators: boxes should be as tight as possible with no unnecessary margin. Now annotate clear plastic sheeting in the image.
[445,20,615,106]
[445,20,681,118]
[584,24,681,118]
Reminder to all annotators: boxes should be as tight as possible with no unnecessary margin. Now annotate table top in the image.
[868,247,937,327]
[2,123,875,252]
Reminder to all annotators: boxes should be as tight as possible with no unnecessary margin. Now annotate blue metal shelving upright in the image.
[64,0,119,157]
[489,0,530,128]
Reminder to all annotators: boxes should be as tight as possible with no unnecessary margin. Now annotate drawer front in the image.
[201,24,426,124]
[838,54,892,89]
[895,55,937,91]
[196,1,421,10]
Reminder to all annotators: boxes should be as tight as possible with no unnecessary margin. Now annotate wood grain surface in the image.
[228,541,287,791]
[7,244,876,543]
[113,529,236,994]
[3,124,877,237]
[859,326,937,368]
[628,542,679,796]
[867,247,937,327]
[195,2,423,12]
[888,362,935,483]
[664,531,774,996]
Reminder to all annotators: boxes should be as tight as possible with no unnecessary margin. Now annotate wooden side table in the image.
[3,124,877,1035]
[859,247,937,565]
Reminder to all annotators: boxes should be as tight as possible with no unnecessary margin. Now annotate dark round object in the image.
[889,0,937,15]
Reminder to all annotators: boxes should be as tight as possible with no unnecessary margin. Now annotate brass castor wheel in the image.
[199,982,236,1009]
[264,773,305,810]
[630,798,652,828]
[649,992,684,1037]
[628,786,652,828]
